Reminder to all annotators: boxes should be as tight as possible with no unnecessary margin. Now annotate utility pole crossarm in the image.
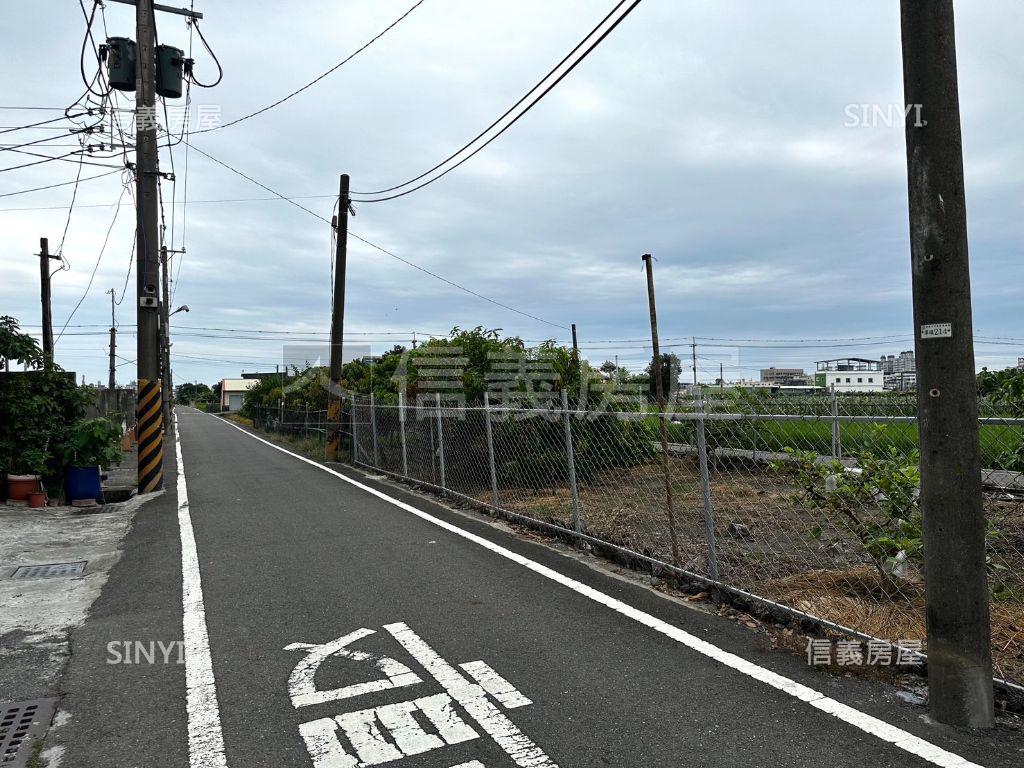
[104,0,203,19]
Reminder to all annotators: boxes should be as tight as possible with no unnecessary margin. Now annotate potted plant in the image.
[61,418,123,504]
[4,447,49,502]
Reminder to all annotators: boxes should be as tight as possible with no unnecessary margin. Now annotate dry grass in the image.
[481,459,1024,686]
[764,567,1024,686]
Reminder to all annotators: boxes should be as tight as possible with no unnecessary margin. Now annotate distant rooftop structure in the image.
[759,367,808,386]
[815,357,882,372]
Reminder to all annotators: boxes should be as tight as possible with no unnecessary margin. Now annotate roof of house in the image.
[220,378,259,392]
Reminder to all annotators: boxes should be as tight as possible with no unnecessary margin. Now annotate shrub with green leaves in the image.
[60,418,123,469]
[773,447,922,591]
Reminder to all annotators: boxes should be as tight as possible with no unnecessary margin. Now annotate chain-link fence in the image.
[337,388,1023,694]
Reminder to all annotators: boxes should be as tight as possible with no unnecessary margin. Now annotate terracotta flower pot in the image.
[28,491,47,508]
[6,474,42,501]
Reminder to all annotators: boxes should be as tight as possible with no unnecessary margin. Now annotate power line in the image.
[190,0,426,134]
[55,179,130,343]
[0,149,116,174]
[351,0,642,202]
[0,112,93,136]
[175,139,563,328]
[53,153,87,272]
[349,232,567,329]
[0,193,338,212]
[0,167,123,199]
[115,230,137,306]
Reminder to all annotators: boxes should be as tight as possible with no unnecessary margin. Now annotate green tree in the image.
[644,353,681,402]
[0,317,91,483]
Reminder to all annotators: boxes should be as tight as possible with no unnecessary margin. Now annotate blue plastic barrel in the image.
[66,465,102,503]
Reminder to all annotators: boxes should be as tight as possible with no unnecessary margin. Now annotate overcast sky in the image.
[2,0,1022,385]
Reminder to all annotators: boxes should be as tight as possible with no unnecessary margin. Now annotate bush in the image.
[61,418,123,468]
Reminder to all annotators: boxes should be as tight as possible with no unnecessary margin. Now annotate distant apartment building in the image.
[884,371,917,391]
[814,358,884,392]
[879,350,916,390]
[1018,357,1024,371]
[759,367,809,386]
[880,350,915,374]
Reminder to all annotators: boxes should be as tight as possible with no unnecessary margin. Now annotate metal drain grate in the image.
[11,562,87,580]
[0,698,57,767]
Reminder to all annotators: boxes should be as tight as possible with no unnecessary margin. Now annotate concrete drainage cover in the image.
[0,698,57,767]
[11,562,87,579]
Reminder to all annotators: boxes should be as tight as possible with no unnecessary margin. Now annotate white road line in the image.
[210,413,986,768]
[175,412,229,768]
[385,622,557,768]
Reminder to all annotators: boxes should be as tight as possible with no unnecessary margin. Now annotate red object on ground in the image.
[6,474,41,501]
[27,491,47,508]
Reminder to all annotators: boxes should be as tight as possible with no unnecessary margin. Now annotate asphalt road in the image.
[52,407,1024,768]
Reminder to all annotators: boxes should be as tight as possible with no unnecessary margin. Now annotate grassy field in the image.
[649,412,1024,470]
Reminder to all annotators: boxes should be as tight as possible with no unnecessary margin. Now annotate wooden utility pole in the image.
[642,253,680,564]
[900,0,993,728]
[39,237,59,365]
[107,288,117,393]
[135,0,164,493]
[326,174,350,462]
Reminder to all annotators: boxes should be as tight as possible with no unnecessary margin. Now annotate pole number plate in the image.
[920,322,952,339]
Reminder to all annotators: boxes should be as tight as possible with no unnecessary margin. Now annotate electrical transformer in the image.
[104,37,137,92]
[156,45,185,99]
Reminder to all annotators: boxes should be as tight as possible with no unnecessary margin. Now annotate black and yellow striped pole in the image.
[137,378,163,492]
[134,0,164,493]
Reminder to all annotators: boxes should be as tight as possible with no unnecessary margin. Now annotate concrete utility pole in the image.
[135,0,164,493]
[38,237,59,365]
[159,245,171,430]
[642,253,680,565]
[326,174,350,462]
[691,337,698,386]
[159,246,185,430]
[107,288,117,393]
[900,0,993,728]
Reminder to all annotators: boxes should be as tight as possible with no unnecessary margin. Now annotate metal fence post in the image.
[830,386,841,459]
[560,389,583,535]
[399,390,409,478]
[693,386,721,581]
[483,392,499,508]
[370,393,380,468]
[350,394,358,463]
[435,393,446,491]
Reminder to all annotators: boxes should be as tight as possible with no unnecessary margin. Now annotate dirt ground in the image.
[479,457,1024,687]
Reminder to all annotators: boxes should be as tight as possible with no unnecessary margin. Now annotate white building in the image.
[220,378,260,411]
[814,358,884,392]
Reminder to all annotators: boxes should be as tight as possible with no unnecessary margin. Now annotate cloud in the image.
[0,0,1021,383]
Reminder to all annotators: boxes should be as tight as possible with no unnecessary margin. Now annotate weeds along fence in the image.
[256,390,1024,693]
